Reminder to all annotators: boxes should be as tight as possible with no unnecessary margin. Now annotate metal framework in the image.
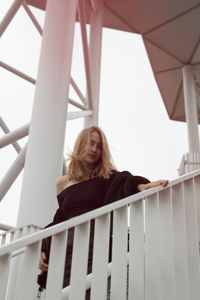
[0,0,103,227]
[0,0,200,224]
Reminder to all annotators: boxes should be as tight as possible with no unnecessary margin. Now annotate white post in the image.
[182,65,200,154]
[84,0,104,128]
[17,0,77,228]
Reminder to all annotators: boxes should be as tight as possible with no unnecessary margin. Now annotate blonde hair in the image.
[67,126,117,181]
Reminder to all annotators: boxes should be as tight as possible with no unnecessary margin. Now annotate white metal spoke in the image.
[84,0,103,127]
[158,188,175,300]
[67,110,92,121]
[183,179,200,300]
[68,98,88,110]
[69,222,90,300]
[0,145,26,202]
[110,206,128,300]
[0,123,29,148]
[78,0,93,109]
[90,214,110,300]
[70,77,88,106]
[0,116,21,153]
[0,60,36,84]
[22,1,43,35]
[0,0,23,37]
[129,200,144,300]
[145,193,160,300]
[46,231,68,300]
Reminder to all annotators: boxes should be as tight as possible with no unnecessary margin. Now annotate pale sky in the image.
[0,1,190,227]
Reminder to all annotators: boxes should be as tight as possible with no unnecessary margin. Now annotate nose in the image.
[91,144,97,152]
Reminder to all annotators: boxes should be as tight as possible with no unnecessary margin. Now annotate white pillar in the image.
[182,65,200,154]
[17,0,77,227]
[84,0,104,128]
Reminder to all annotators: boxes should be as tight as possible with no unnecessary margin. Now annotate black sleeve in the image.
[41,198,65,253]
[104,171,150,205]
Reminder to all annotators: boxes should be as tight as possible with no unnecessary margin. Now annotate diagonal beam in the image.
[0,123,29,149]
[0,116,21,153]
[78,0,93,109]
[0,61,36,84]
[70,77,88,106]
[0,61,88,107]
[0,145,27,202]
[68,98,88,110]
[0,0,23,38]
[0,108,92,150]
[22,0,43,36]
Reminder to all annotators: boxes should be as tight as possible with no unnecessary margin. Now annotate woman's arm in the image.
[137,180,169,192]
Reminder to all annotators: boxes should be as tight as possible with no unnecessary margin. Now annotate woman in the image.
[38,126,168,293]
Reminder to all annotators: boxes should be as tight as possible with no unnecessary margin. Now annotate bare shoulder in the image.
[56,175,69,195]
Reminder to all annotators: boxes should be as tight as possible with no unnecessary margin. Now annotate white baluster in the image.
[15,241,41,300]
[69,222,90,300]
[129,200,144,300]
[110,206,128,300]
[145,193,160,300]
[90,214,110,300]
[172,183,189,300]
[183,179,200,300]
[158,188,175,300]
[46,230,68,300]
[0,253,11,299]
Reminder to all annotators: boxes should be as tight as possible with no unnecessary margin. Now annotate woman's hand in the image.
[137,180,169,192]
[39,252,48,271]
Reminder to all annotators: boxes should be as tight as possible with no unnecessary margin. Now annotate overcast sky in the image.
[0,1,190,227]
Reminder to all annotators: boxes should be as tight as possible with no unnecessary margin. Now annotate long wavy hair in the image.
[66,126,117,181]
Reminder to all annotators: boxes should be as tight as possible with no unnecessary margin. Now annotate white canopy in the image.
[27,0,200,122]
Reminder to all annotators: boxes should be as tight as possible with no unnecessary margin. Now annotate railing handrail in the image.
[1,168,200,257]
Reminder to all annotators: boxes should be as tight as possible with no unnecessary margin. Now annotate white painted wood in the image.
[0,254,11,299]
[145,193,160,300]
[15,241,41,300]
[171,183,189,300]
[129,200,144,300]
[69,222,90,300]
[46,230,68,300]
[110,206,128,300]
[183,179,200,300]
[158,188,175,300]
[90,214,110,300]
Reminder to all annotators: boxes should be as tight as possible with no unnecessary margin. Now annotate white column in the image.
[84,0,104,128]
[17,0,77,227]
[182,65,200,154]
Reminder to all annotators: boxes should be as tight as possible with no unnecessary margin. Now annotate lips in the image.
[88,154,96,159]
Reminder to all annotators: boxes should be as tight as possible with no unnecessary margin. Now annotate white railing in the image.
[1,170,200,300]
[178,152,200,176]
[0,224,41,246]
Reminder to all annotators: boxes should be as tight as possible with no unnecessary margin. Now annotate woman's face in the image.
[82,130,102,167]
